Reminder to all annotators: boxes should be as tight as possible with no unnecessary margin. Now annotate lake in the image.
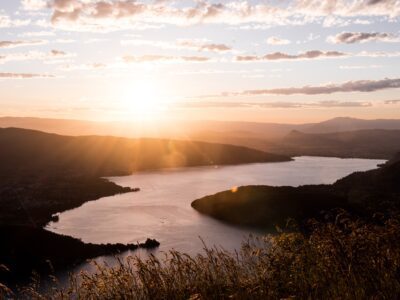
[46,156,385,257]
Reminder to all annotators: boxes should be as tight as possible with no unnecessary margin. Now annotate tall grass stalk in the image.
[11,216,400,299]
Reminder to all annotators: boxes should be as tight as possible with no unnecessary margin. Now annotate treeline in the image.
[192,153,400,229]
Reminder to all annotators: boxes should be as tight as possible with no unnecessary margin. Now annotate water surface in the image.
[47,156,384,256]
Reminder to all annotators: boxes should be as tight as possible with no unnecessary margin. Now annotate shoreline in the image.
[0,155,387,287]
[0,177,157,286]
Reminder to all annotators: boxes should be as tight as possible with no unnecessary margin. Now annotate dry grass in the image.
[5,214,400,300]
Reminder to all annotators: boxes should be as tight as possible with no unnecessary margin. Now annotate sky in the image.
[0,0,400,123]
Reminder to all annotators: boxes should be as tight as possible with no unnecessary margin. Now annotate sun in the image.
[120,80,166,121]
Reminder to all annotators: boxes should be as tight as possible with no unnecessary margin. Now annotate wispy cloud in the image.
[328,32,400,44]
[175,100,372,109]
[54,38,76,43]
[236,50,346,61]
[20,31,55,37]
[0,14,31,28]
[357,51,400,57]
[295,0,400,18]
[238,78,400,95]
[21,0,47,11]
[0,72,54,79]
[121,38,232,52]
[266,36,291,45]
[0,40,47,48]
[60,63,108,71]
[177,39,232,52]
[42,0,400,31]
[122,55,211,63]
[384,99,400,104]
[339,64,382,69]
[236,49,400,62]
[0,50,75,64]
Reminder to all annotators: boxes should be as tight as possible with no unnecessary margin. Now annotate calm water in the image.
[47,156,384,257]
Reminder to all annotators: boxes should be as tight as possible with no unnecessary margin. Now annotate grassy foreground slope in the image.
[10,206,400,298]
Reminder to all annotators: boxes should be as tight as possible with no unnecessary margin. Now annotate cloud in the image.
[177,39,232,52]
[312,100,372,107]
[328,32,400,44]
[121,39,173,48]
[20,31,55,37]
[50,49,67,56]
[54,38,76,43]
[236,50,400,62]
[357,51,400,57]
[0,50,75,64]
[322,16,351,27]
[384,99,400,104]
[339,64,382,69]
[121,38,232,52]
[266,36,291,45]
[122,55,211,63]
[21,0,47,11]
[170,68,268,76]
[236,50,346,61]
[174,100,372,109]
[44,0,400,31]
[0,40,47,48]
[265,50,346,60]
[60,62,108,71]
[0,72,54,79]
[239,78,400,95]
[295,0,400,18]
[0,14,31,28]
[235,55,262,62]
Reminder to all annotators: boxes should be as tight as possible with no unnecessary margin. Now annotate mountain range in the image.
[2,116,400,140]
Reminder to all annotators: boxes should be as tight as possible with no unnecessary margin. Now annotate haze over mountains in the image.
[0,127,288,178]
[2,116,400,160]
[271,129,400,159]
[2,116,400,140]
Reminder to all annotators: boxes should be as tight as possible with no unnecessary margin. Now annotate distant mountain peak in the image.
[287,129,304,135]
[327,116,360,121]
[305,116,400,134]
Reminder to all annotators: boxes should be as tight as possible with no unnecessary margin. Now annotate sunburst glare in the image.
[120,80,167,121]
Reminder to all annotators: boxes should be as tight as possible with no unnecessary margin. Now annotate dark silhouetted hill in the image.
[192,155,400,228]
[0,127,290,178]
